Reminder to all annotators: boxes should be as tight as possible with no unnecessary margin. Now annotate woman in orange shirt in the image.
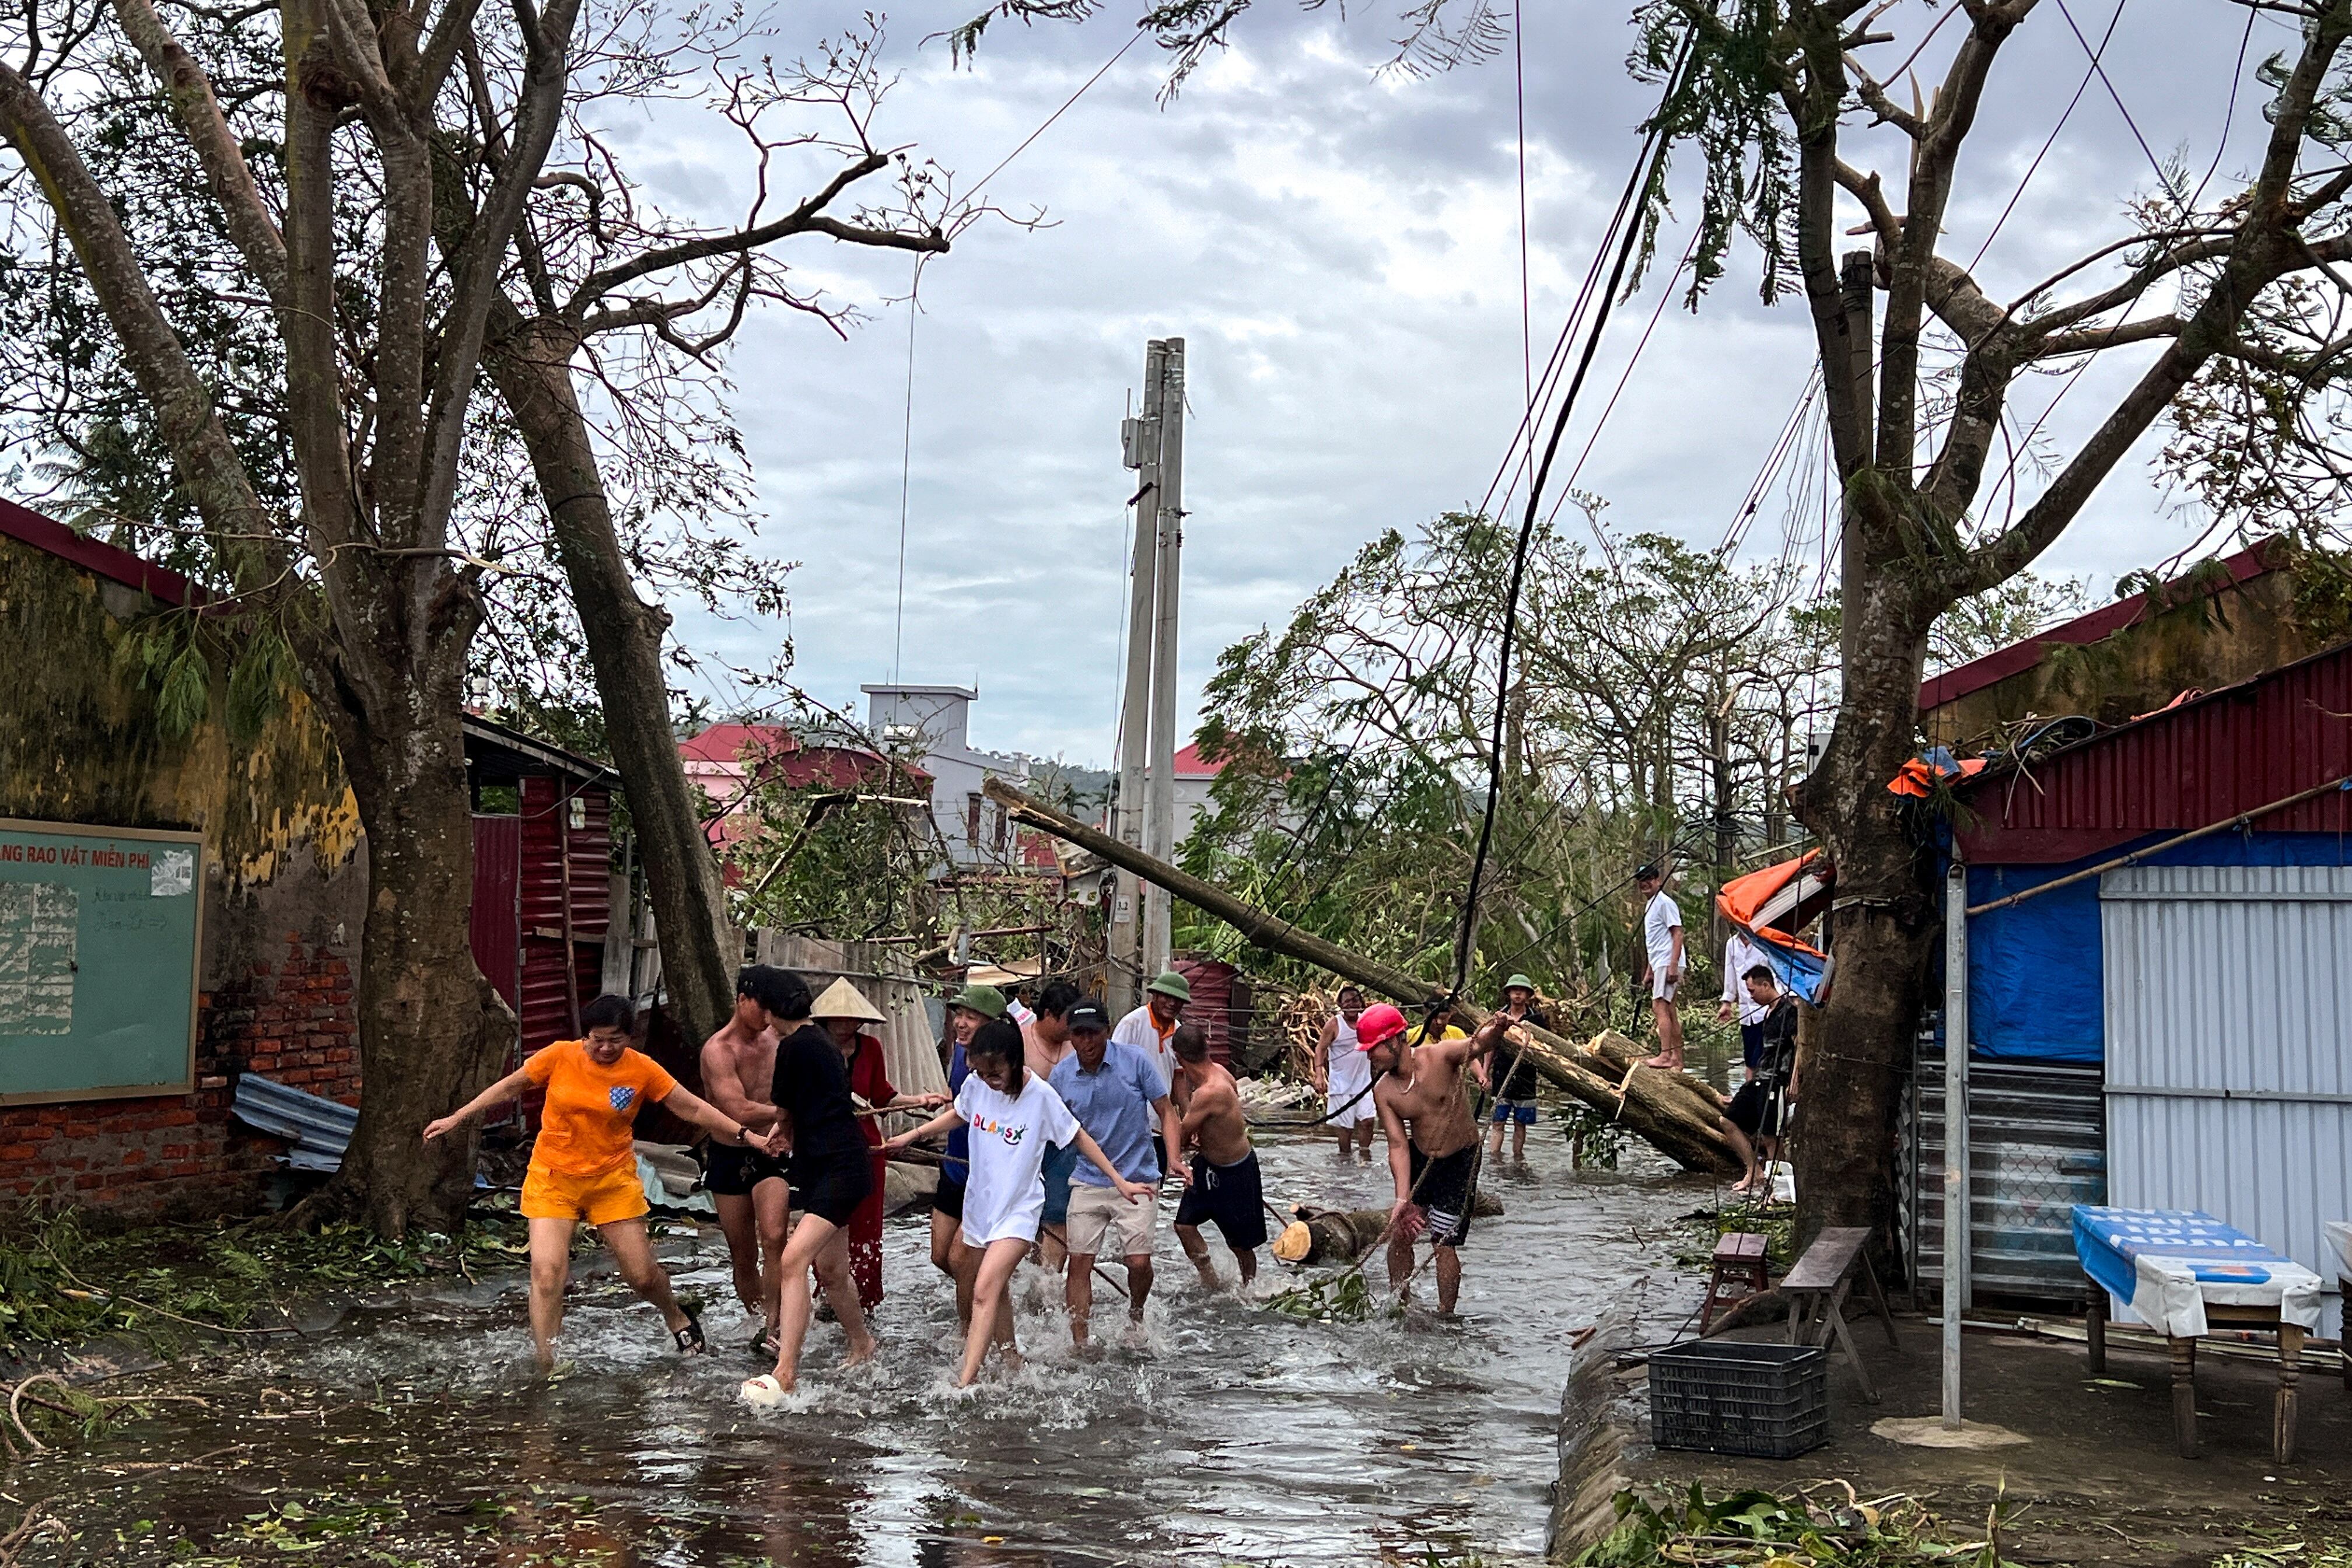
[425,993,779,1370]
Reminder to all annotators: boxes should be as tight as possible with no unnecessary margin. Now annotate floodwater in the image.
[17,1129,1718,1566]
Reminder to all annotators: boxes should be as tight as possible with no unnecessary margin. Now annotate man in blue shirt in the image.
[1050,1000,1185,1346]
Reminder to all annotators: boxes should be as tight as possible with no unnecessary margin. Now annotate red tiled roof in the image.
[1173,742,1226,778]
[0,496,200,606]
[681,723,927,783]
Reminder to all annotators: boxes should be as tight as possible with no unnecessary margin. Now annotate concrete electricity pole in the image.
[1141,338,1186,980]
[1110,341,1168,1012]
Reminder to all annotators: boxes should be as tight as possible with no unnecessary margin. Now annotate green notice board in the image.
[0,818,202,1105]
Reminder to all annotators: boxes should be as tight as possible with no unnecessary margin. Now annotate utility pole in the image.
[1110,342,1168,1012]
[1142,337,1186,982]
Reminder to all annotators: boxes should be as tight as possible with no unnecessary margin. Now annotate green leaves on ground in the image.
[1571,1483,2024,1567]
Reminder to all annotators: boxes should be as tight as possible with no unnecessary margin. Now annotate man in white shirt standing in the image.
[1717,928,1772,1082]
[1636,863,1687,1071]
[1112,970,1190,1097]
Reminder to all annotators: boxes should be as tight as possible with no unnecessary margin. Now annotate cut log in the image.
[1267,1194,1508,1265]
[985,777,1742,1175]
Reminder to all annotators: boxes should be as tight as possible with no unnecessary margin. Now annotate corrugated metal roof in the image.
[2100,863,2352,1336]
[1957,636,2352,864]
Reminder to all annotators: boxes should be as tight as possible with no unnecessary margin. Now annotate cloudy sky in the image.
[640,0,2280,766]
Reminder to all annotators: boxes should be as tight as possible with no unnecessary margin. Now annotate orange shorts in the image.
[520,1160,649,1227]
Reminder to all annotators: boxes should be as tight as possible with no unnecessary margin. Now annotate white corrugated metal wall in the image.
[2101,864,2352,1336]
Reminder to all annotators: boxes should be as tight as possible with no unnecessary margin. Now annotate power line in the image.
[1452,36,1691,995]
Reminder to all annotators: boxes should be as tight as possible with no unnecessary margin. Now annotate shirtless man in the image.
[1360,1000,1503,1314]
[699,965,793,1356]
[1170,1025,1266,1289]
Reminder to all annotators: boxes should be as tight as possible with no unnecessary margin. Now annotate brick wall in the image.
[0,928,361,1219]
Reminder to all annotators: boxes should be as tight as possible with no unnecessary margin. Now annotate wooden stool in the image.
[1784,1226,1901,1405]
[1701,1233,1771,1333]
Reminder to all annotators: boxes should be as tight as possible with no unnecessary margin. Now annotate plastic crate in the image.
[1647,1340,1829,1459]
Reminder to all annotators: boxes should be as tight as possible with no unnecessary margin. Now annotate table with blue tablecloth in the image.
[2073,1205,2322,1462]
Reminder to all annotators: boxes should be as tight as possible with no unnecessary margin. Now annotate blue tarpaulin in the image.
[1964,831,2350,1064]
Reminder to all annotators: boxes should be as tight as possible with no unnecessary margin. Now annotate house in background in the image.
[1172,742,1225,846]
[677,721,922,870]
[862,682,1034,868]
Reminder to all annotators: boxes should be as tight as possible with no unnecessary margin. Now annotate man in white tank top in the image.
[1315,986,1377,1157]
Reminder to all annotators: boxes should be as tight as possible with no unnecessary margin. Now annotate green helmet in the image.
[951,983,1008,1020]
[1504,974,1535,994]
[1146,970,1192,1003]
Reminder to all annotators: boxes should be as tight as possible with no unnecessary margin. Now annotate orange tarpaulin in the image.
[1717,850,1831,960]
[1888,754,1988,798]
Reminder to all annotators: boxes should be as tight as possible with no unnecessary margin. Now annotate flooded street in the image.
[20,1129,1716,1566]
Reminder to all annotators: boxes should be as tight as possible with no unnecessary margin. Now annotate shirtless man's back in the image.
[1360,1002,1503,1313]
[699,969,791,1353]
[1170,1027,1267,1287]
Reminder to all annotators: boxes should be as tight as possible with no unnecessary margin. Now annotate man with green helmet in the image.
[1482,974,1550,1162]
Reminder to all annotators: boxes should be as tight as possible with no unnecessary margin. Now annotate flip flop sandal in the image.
[748,1326,779,1362]
[673,1302,707,1356]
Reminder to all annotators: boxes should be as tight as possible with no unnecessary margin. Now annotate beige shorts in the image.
[1065,1180,1156,1259]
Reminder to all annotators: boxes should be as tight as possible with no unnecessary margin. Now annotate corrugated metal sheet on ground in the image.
[230,1073,358,1172]
[752,932,950,1119]
[1956,636,2352,865]
[1903,1038,2105,1308]
[2101,863,2352,1337]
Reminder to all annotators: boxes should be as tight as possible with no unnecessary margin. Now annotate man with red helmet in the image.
[1357,999,1506,1314]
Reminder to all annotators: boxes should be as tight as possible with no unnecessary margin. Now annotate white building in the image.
[862,682,1034,869]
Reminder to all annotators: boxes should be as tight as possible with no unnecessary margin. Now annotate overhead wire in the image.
[1451,35,1693,996]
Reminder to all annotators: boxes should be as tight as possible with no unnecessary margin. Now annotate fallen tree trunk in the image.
[1270,1195,1507,1265]
[985,778,1742,1176]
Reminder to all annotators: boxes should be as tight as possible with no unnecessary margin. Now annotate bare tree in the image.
[454,17,956,1049]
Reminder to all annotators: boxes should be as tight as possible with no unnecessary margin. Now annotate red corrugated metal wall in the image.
[469,814,522,1049]
[518,776,611,1055]
[1173,956,1238,1066]
[1958,639,2352,864]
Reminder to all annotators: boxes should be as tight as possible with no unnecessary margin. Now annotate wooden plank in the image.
[1714,1233,1769,1262]
[1783,1227,1869,1291]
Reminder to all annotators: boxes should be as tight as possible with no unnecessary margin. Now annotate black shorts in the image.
[789,1149,874,1228]
[1407,1144,1476,1247]
[704,1141,788,1197]
[933,1170,967,1220]
[1727,1079,1782,1139]
[1173,1150,1268,1252]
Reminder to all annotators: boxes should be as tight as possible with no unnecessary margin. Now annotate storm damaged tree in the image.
[0,0,760,1236]
[450,18,954,1050]
[1624,0,2352,1241]
[974,0,2352,1242]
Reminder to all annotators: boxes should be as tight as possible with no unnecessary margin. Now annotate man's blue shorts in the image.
[1490,1098,1539,1126]
[1040,1141,1081,1227]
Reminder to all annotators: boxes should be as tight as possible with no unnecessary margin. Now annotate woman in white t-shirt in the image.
[886,1017,1150,1386]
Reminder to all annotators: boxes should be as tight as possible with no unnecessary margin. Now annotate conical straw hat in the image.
[809,977,884,1023]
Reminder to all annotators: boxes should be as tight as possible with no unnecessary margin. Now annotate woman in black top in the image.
[736,967,878,1401]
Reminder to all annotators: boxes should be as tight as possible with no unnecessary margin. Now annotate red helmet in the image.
[1354,1002,1408,1049]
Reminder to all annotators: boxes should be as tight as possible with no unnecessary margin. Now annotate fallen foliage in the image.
[1567,1482,2024,1567]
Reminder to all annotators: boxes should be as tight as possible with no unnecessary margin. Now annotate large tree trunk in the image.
[487,316,738,1047]
[1791,571,1940,1249]
[316,667,514,1235]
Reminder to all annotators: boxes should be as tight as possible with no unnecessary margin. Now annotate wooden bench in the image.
[1700,1233,1771,1334]
[1783,1226,1900,1404]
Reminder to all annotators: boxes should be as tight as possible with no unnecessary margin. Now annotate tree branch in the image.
[109,0,286,302]
[566,149,942,315]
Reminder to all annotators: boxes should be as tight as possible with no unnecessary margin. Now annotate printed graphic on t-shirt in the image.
[968,1114,1027,1147]
[608,1086,636,1111]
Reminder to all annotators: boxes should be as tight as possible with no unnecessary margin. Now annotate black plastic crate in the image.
[1648,1340,1829,1459]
